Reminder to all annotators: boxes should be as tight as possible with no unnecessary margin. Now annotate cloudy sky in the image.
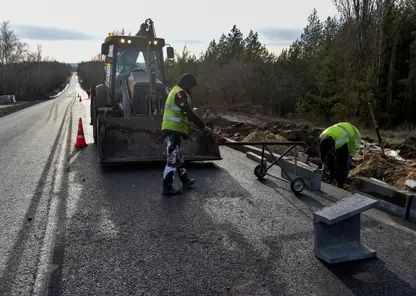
[1,0,337,63]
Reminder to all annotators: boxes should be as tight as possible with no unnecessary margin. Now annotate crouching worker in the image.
[161,73,212,195]
[319,122,361,189]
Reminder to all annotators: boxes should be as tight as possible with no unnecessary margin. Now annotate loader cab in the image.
[100,35,174,101]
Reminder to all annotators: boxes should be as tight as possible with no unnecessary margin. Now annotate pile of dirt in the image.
[241,130,291,155]
[204,113,416,190]
[392,137,416,159]
[349,149,416,189]
[206,113,321,141]
[205,114,324,157]
[213,121,259,141]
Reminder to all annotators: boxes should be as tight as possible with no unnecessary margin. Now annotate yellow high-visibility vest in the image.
[319,122,361,157]
[161,85,192,134]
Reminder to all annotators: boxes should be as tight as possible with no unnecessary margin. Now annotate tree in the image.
[0,20,71,99]
[76,1,416,128]
[0,21,28,64]
[91,53,104,61]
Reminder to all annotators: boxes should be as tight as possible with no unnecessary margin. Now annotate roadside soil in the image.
[0,101,45,118]
[0,83,70,118]
[200,109,416,190]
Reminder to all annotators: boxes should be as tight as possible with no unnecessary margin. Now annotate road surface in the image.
[0,75,75,296]
[1,74,416,296]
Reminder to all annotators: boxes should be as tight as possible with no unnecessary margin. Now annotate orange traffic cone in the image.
[74,118,88,148]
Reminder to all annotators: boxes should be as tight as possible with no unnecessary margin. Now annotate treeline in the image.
[75,27,128,91]
[0,21,72,100]
[77,0,416,128]
[77,61,104,92]
[168,0,416,128]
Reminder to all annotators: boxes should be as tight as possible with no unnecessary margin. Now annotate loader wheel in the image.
[92,98,97,144]
[93,118,97,144]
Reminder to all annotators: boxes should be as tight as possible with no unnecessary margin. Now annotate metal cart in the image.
[220,140,307,194]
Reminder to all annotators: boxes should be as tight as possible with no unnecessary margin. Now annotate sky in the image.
[1,0,338,63]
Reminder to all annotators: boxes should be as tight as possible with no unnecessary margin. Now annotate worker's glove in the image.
[203,126,213,135]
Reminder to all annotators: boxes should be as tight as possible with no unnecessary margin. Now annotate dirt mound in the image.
[350,149,416,189]
[393,137,416,159]
[203,113,416,190]
[212,118,259,141]
[242,130,287,142]
[241,130,291,155]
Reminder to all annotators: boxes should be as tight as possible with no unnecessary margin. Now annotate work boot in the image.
[177,167,195,189]
[162,172,180,196]
[163,187,180,195]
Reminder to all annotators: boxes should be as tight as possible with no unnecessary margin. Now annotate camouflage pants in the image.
[163,132,184,179]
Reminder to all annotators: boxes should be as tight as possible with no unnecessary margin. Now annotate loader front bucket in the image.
[97,117,222,164]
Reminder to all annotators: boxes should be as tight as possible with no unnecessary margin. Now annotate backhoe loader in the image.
[91,18,222,164]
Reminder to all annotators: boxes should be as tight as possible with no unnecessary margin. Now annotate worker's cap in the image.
[178,73,197,93]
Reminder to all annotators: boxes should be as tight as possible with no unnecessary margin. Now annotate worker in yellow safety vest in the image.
[161,73,212,195]
[319,122,361,188]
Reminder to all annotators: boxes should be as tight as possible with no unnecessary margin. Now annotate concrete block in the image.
[352,176,416,222]
[313,193,378,264]
[220,138,276,162]
[223,137,319,191]
[314,193,378,225]
[404,180,416,222]
[351,177,408,207]
[246,152,322,191]
[279,158,322,191]
[246,151,266,164]
[405,179,416,191]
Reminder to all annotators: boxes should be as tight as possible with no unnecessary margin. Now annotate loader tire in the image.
[93,116,97,144]
[92,98,97,144]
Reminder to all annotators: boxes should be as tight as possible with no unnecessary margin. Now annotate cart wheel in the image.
[254,164,267,180]
[290,177,305,193]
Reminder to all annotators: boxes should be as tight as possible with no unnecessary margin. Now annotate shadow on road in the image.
[327,258,416,296]
[43,140,416,296]
[256,177,416,296]
[260,178,326,220]
[0,100,74,296]
[46,143,291,296]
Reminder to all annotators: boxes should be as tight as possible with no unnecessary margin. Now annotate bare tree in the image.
[91,53,104,61]
[0,20,71,99]
[0,21,28,64]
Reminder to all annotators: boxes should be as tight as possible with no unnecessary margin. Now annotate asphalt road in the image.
[1,74,416,296]
[0,75,75,296]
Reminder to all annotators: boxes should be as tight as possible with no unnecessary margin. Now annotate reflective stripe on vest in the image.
[161,85,191,134]
[163,115,183,123]
[334,124,350,147]
[163,86,189,124]
[320,124,349,148]
[336,123,360,156]
[164,103,181,112]
[351,125,360,150]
